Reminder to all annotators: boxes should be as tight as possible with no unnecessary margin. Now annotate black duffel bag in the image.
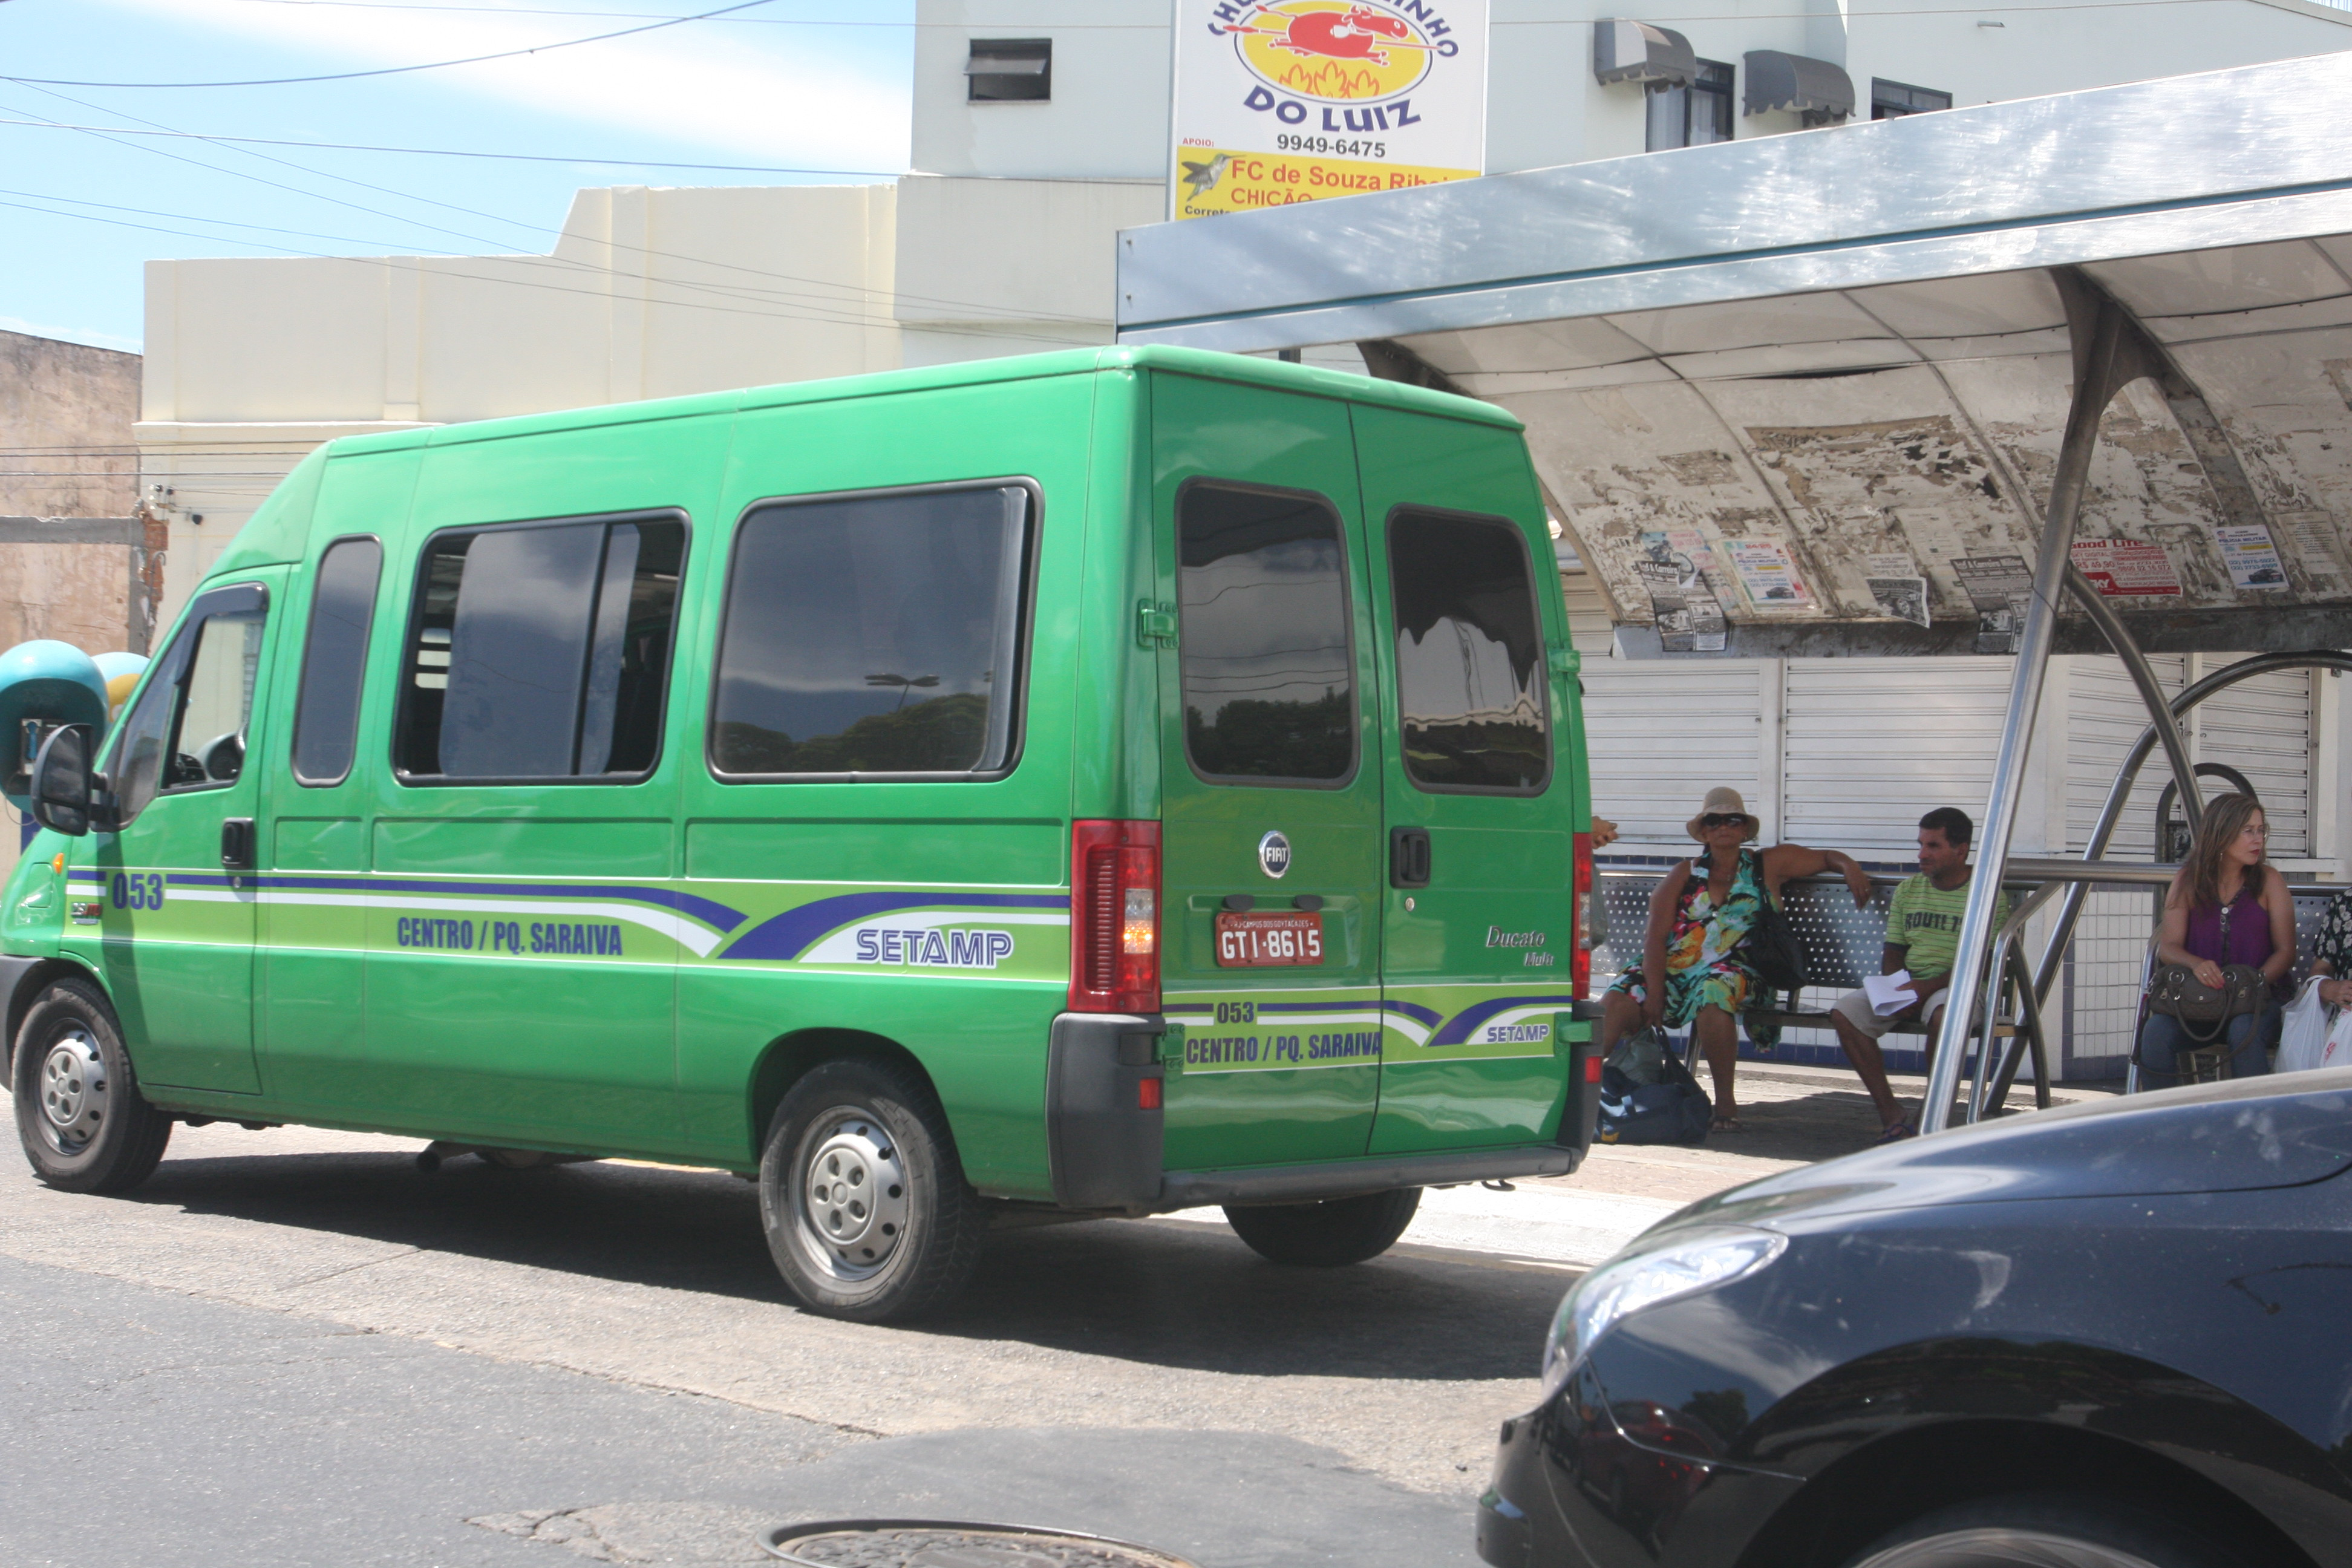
[1596,1028,1712,1146]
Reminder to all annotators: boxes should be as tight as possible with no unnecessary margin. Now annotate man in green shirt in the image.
[1831,807,2011,1141]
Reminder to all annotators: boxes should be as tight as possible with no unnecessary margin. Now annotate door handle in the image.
[220,817,255,872]
[1390,826,1431,889]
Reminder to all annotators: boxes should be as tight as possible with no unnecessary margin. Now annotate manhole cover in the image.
[762,1519,1198,1568]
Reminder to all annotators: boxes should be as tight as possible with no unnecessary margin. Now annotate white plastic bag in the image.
[2278,976,2332,1074]
[2324,999,2352,1073]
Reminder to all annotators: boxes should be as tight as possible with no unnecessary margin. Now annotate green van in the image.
[4,347,1599,1321]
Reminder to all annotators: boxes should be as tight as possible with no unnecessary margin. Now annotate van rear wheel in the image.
[759,1057,984,1322]
[1223,1186,1421,1267]
[12,977,172,1194]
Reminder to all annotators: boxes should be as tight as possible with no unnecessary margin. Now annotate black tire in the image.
[1222,1186,1421,1267]
[1844,1492,2247,1568]
[758,1056,984,1322]
[11,978,171,1194]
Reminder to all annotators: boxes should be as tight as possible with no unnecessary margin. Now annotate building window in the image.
[966,38,1051,102]
[1646,60,1734,151]
[1872,79,1952,119]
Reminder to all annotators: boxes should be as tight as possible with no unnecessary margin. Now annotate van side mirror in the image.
[30,724,94,837]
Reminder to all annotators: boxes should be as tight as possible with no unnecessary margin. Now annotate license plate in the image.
[1215,910,1324,967]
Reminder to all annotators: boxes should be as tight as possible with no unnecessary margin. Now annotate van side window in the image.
[292,537,383,786]
[1387,508,1550,794]
[394,514,685,782]
[1177,482,1354,785]
[108,586,269,823]
[710,484,1030,779]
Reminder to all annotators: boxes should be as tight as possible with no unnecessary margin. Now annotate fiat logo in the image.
[1258,831,1292,878]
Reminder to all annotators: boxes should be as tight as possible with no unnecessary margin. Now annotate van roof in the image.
[208,348,1523,580]
[322,344,1521,460]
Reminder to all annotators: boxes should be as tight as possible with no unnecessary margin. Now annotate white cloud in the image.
[82,0,912,170]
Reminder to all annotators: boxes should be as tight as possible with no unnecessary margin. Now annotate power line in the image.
[0,113,900,174]
[231,0,1163,20]
[0,197,1086,346]
[2,91,1105,325]
[0,0,785,88]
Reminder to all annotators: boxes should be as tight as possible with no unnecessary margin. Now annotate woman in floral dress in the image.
[1600,787,1872,1132]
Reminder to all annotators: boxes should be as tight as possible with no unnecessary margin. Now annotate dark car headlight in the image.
[1540,1225,1788,1400]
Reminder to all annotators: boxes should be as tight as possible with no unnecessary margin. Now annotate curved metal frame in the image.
[1941,650,2352,1123]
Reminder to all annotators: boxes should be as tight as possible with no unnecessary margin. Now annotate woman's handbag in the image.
[1744,889,1810,996]
[2146,962,2265,1043]
[2145,899,2266,1045]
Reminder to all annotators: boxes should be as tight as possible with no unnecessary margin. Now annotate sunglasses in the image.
[1699,813,1746,829]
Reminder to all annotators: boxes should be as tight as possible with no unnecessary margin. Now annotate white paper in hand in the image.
[1864,970,1918,1016]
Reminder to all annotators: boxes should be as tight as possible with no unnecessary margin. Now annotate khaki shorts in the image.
[1831,985,1949,1040]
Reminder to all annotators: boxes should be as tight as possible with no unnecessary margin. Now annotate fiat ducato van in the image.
[5,347,1599,1321]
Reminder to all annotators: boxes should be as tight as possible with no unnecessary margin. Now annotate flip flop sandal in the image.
[1873,1120,1917,1146]
[1709,1116,1745,1134]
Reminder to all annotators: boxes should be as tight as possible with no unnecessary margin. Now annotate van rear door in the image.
[1152,374,1386,1170]
[1355,407,1576,1153]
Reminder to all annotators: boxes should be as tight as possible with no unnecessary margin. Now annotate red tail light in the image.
[1572,829,1594,999]
[1070,820,1161,1014]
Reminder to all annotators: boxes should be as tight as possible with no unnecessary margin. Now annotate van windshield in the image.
[710,485,1030,779]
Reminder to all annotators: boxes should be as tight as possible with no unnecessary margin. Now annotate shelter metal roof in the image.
[1115,53,2352,656]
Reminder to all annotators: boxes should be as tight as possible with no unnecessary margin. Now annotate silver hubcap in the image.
[797,1112,910,1279]
[38,1028,107,1154]
[1852,1527,2166,1568]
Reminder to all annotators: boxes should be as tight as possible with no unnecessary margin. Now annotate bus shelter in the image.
[1114,53,2352,1129]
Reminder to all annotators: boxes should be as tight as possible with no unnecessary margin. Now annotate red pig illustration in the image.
[1235,4,1412,66]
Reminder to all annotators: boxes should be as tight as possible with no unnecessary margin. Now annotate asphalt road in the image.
[0,1123,1579,1568]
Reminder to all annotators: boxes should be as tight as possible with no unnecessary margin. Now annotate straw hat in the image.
[1686,786,1760,843]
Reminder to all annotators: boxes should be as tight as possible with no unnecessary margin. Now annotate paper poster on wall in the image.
[1170,0,1489,221]
[2071,538,2181,597]
[1722,538,1811,610]
[2213,523,2289,592]
[2275,511,2344,592]
[1863,552,1930,628]
[1635,529,1726,652]
[1952,554,2033,655]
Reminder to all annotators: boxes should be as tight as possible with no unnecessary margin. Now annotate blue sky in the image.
[0,0,916,351]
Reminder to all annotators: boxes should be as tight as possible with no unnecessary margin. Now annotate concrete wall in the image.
[0,329,140,518]
[910,0,1171,180]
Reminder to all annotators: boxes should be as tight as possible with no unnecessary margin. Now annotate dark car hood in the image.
[1673,1071,2352,1232]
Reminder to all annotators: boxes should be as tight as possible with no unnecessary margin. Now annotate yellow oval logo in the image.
[1226,2,1439,103]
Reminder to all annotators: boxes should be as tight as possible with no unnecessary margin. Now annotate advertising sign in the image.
[2071,538,2181,597]
[1171,0,1490,221]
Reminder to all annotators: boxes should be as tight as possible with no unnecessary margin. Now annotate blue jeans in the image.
[2139,1004,2275,1085]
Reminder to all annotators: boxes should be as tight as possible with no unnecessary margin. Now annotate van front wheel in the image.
[1223,1186,1421,1267]
[12,978,172,1194]
[759,1058,984,1322]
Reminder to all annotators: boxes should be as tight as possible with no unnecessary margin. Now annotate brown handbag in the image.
[2146,904,2266,1045]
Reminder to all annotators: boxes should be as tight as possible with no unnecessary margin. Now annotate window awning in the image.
[1743,50,1854,117]
[1593,19,1696,88]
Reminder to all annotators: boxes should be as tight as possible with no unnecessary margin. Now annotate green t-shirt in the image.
[1885,873,2011,980]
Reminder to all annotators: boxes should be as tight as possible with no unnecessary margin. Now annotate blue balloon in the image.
[0,640,110,808]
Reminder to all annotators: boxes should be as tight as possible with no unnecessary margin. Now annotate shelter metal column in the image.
[1922,279,2161,1132]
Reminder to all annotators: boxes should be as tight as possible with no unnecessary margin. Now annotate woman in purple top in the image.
[2145,792,2295,1082]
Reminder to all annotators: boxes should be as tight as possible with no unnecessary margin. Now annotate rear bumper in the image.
[1160,1143,1581,1211]
[1044,1009,1593,1215]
